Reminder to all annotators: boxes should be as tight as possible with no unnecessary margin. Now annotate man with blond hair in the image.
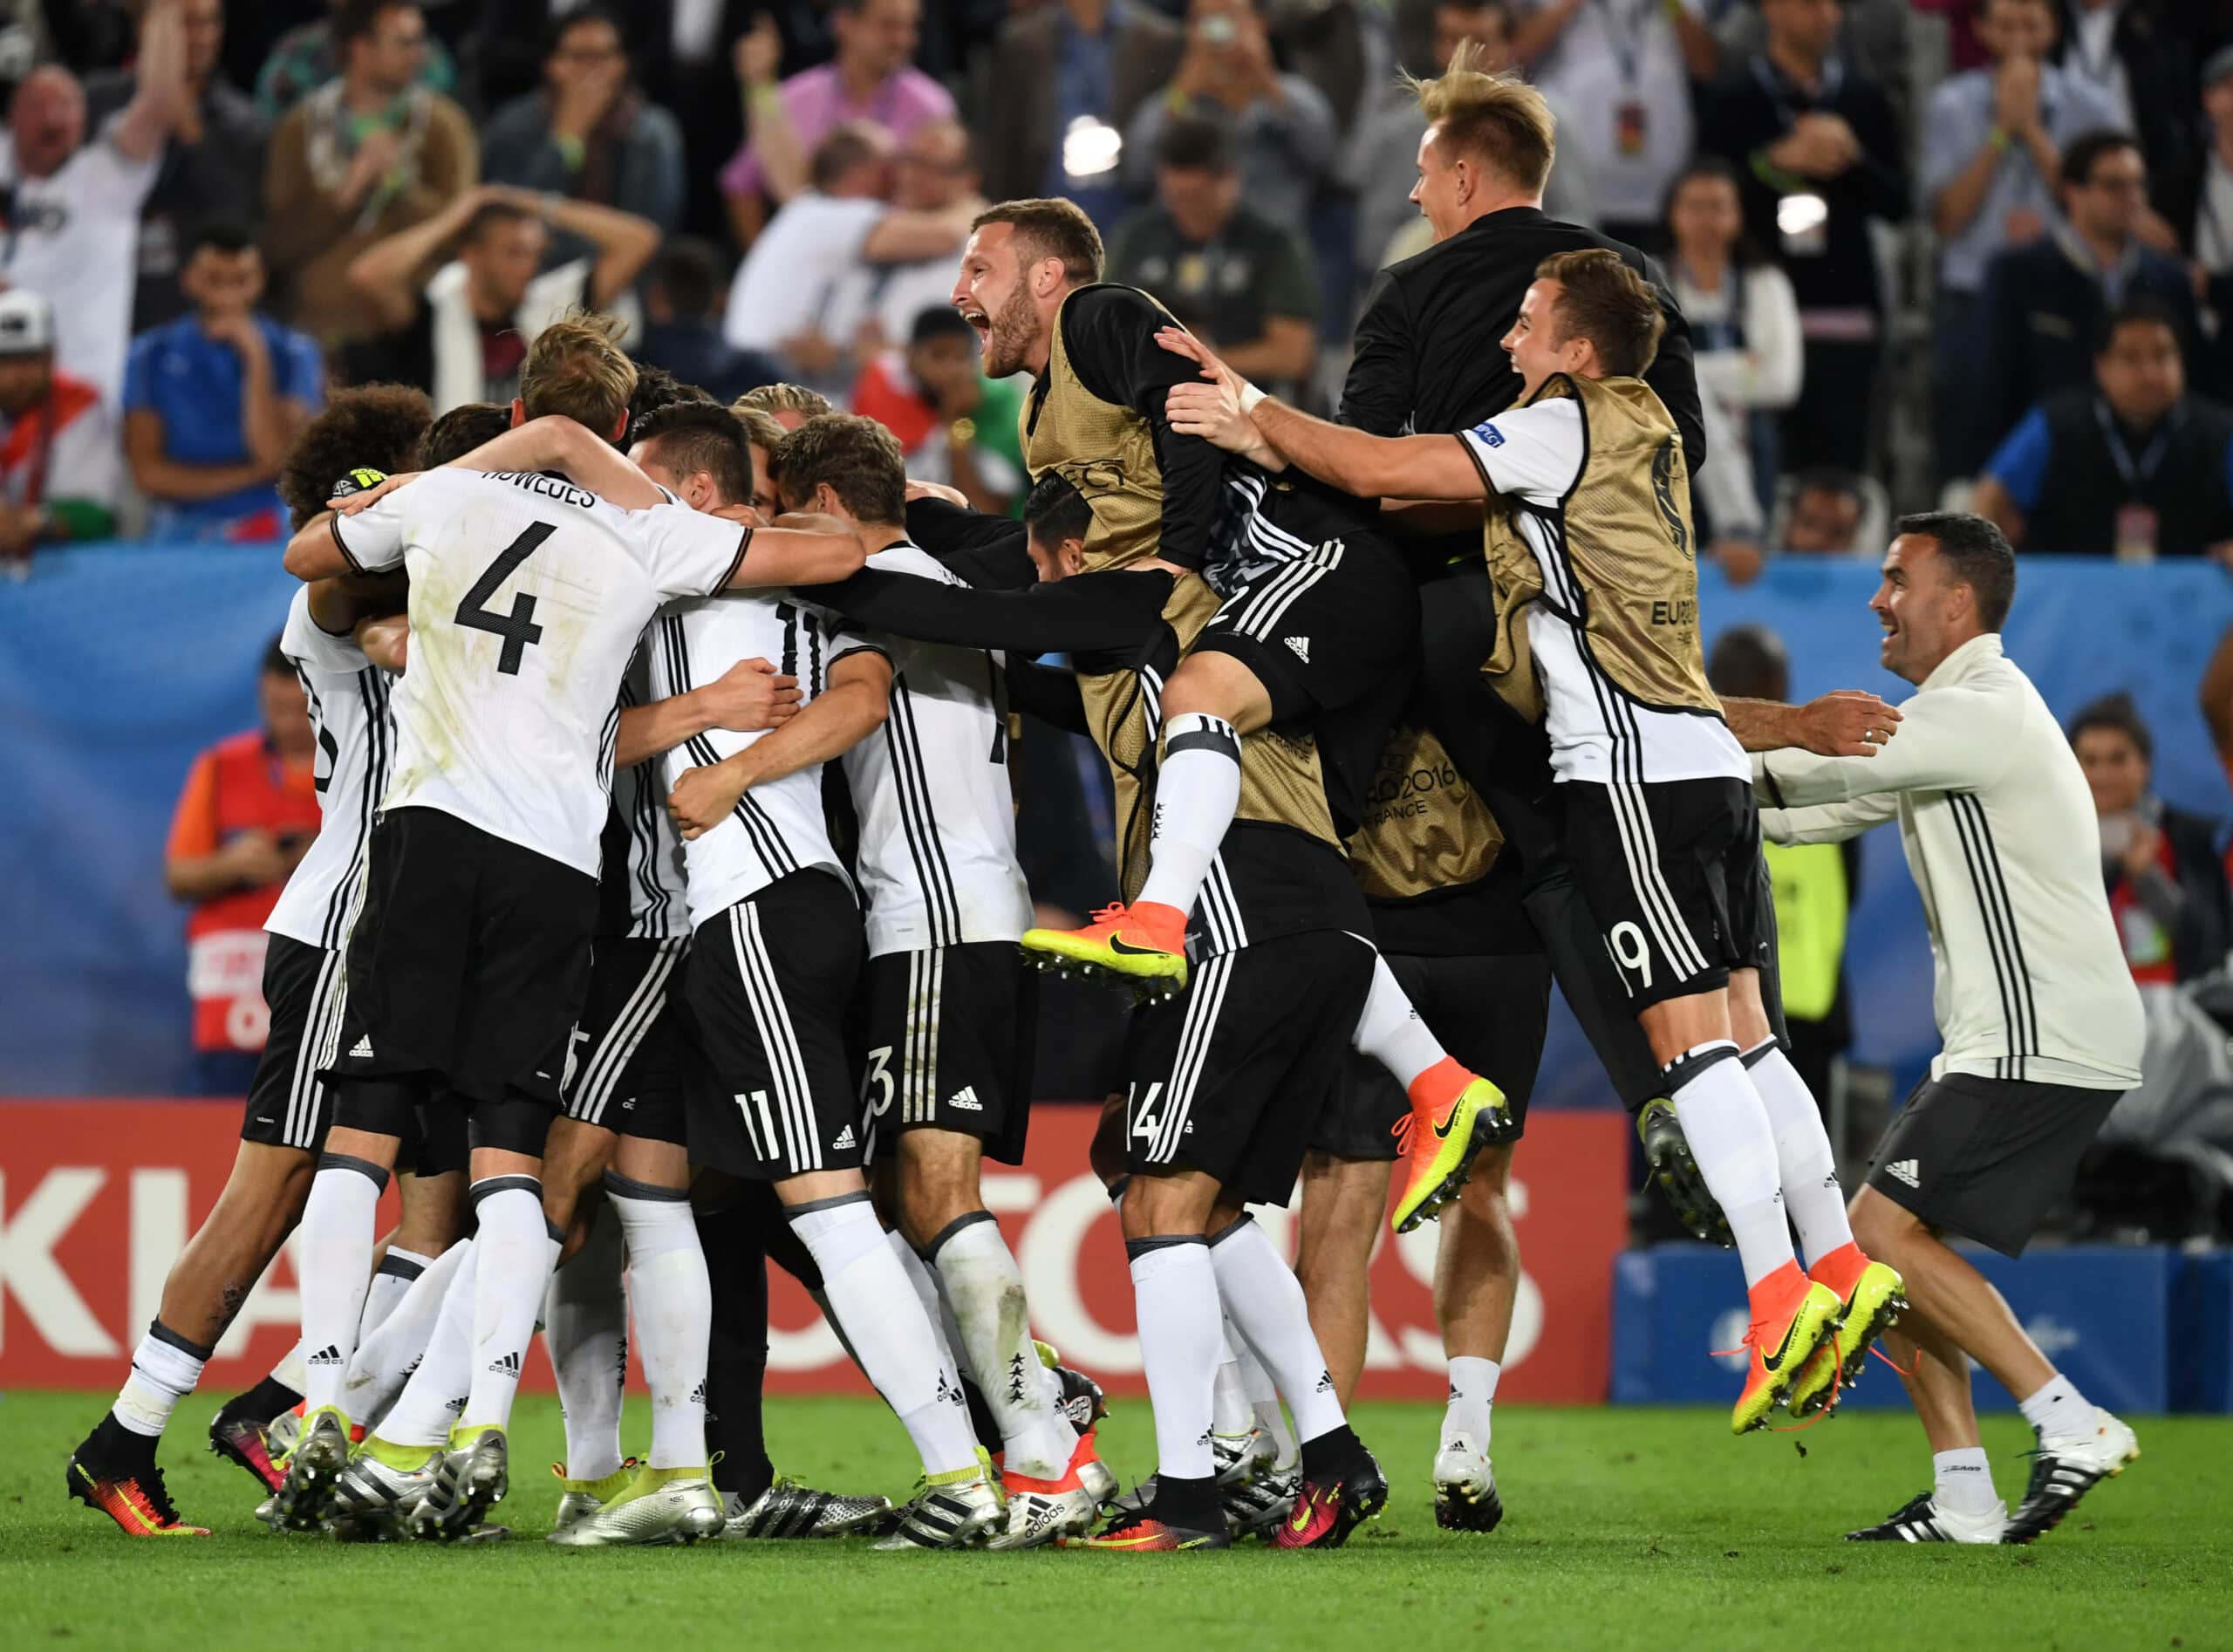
[270,313,867,1539]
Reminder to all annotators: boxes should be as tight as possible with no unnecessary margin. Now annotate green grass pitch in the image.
[3,1392,2227,1651]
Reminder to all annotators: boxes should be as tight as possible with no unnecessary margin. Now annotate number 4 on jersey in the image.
[454,522,555,674]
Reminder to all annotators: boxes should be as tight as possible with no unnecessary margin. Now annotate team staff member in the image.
[1753,513,2145,1547]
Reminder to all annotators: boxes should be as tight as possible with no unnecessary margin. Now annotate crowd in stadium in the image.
[4,0,2233,569]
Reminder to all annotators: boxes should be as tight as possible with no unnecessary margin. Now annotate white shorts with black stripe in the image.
[1120,931,1373,1202]
[562,936,688,1142]
[679,870,866,1182]
[859,942,1034,1166]
[241,933,348,1151]
[1562,776,1772,1012]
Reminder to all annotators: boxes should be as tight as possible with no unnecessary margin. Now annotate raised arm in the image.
[541,194,661,309]
[452,415,667,508]
[111,0,187,163]
[347,185,494,333]
[798,566,1175,656]
[668,649,893,838]
[727,517,867,588]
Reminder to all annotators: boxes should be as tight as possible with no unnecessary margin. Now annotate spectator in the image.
[722,123,977,397]
[1978,131,2202,448]
[1708,622,1858,1109]
[0,290,122,572]
[124,223,322,541]
[263,0,475,349]
[254,0,458,119]
[1924,0,2121,478]
[1700,0,1909,474]
[481,6,686,263]
[1107,114,1317,397]
[1714,0,1912,122]
[637,237,783,406]
[829,118,987,352]
[721,0,956,249]
[2052,0,2209,248]
[342,183,659,411]
[2069,692,2233,985]
[1664,155,1802,517]
[0,10,185,409]
[465,0,672,117]
[850,306,1028,515]
[1975,298,2233,557]
[1509,0,1717,249]
[970,0,1184,227]
[1355,0,1597,285]
[1780,466,1869,552]
[85,0,270,336]
[162,635,322,1095]
[2195,46,2233,393]
[1123,0,1337,232]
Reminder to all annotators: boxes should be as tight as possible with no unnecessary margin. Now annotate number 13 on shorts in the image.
[1605,919,1654,995]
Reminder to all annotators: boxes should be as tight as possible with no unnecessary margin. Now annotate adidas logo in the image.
[833,1124,857,1150]
[307,1343,345,1366]
[1885,1158,1922,1189]
[1314,1369,1335,1395]
[445,1394,468,1413]
[689,1381,707,1405]
[1284,635,1310,664]
[487,1349,523,1378]
[348,1035,373,1059]
[947,1086,983,1114]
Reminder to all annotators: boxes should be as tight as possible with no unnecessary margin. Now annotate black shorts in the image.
[1195,532,1418,727]
[241,934,347,1152]
[1315,950,1553,1161]
[859,942,1035,1166]
[409,1099,468,1178]
[679,870,865,1183]
[1122,930,1373,1202]
[563,936,688,1146]
[1867,1072,2121,1257]
[327,806,598,1108]
[1562,776,1771,1012]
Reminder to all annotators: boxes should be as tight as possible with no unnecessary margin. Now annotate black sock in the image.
[88,1411,156,1464]
[750,1184,823,1291]
[697,1205,775,1504]
[1148,1471,1219,1532]
[960,1376,1004,1458]
[1300,1424,1364,1481]
[215,1375,303,1428]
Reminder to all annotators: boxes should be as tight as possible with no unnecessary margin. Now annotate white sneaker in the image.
[2004,1411,2140,1545]
[1432,1437,1504,1533]
[1845,1490,2009,1544]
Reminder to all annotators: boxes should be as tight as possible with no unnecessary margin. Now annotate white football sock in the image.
[1667,1045,1796,1289]
[1135,712,1240,916]
[297,1156,386,1412]
[342,1237,470,1433]
[1226,1315,1297,1468]
[1933,1446,1997,1514]
[888,1230,963,1376]
[113,1324,208,1438]
[792,1196,975,1475]
[2018,1373,2098,1446]
[458,1178,558,1435]
[1350,952,1446,1089]
[930,1212,1076,1482]
[379,1241,478,1447]
[610,1177,711,1471]
[1443,1355,1499,1450]
[359,1245,437,1340]
[1128,1238,1221,1482]
[543,1213,627,1480]
[1744,1043,1855,1266]
[269,1340,308,1396]
[1207,1216,1346,1444]
[1211,1333,1256,1436]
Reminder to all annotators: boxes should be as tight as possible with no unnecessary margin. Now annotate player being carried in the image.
[1157,249,1905,1435]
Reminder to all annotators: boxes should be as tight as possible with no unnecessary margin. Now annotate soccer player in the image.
[65,385,445,1539]
[756,413,1110,1546]
[1161,250,1903,1435]
[959,201,1513,1232]
[272,317,864,1538]
[1750,515,2145,1544]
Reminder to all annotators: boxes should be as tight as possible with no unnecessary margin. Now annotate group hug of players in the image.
[69,51,1935,1553]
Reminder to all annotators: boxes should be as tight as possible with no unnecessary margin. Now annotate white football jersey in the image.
[833,544,1032,956]
[267,585,393,952]
[646,590,853,930]
[331,468,750,877]
[1457,399,1749,788]
[597,637,693,940]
